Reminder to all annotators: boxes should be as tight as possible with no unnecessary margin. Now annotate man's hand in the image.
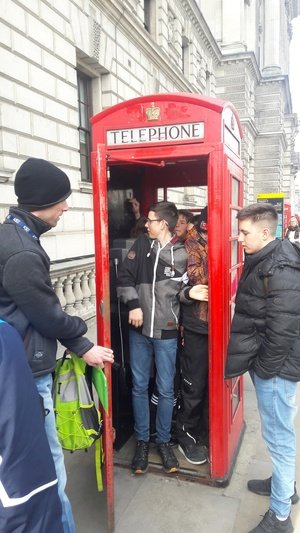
[129,308,143,328]
[189,284,209,301]
[82,345,114,368]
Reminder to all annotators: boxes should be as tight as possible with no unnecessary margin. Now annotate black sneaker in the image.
[248,510,293,533]
[157,442,179,473]
[178,443,207,465]
[131,441,149,474]
[247,477,299,505]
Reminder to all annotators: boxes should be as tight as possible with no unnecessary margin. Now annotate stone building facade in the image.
[0,0,299,314]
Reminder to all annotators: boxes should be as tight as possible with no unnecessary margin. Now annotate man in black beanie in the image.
[0,158,114,533]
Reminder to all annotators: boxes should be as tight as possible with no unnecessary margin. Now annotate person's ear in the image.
[187,222,194,231]
[262,227,270,240]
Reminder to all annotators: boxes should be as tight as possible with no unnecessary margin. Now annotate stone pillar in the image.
[221,0,245,52]
[262,0,281,75]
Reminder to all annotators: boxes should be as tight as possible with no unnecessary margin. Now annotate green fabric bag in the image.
[53,352,102,451]
[92,367,108,413]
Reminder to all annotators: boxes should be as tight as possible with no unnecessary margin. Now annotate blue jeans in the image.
[35,374,76,533]
[253,372,297,518]
[129,330,177,443]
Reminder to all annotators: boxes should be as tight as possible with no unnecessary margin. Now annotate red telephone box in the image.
[284,201,292,233]
[90,93,244,531]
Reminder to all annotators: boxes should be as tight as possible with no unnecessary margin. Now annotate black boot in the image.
[157,442,179,474]
[131,441,149,474]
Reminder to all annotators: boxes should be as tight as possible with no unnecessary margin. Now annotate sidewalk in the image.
[64,321,300,533]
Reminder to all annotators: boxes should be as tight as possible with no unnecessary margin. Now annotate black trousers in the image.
[176,328,209,446]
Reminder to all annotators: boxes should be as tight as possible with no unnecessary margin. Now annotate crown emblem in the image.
[145,102,161,121]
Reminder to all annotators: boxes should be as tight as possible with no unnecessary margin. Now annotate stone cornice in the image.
[180,0,222,64]
[240,117,259,139]
[284,112,299,128]
[260,74,293,114]
[219,53,296,116]
[94,0,193,92]
[219,51,261,83]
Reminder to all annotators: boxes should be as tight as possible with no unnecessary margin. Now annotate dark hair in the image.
[148,201,178,231]
[237,203,278,236]
[193,206,208,232]
[177,209,194,224]
[130,215,147,237]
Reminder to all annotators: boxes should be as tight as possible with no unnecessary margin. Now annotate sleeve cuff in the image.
[184,287,194,301]
[128,299,140,310]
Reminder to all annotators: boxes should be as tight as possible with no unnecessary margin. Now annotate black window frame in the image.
[77,71,92,183]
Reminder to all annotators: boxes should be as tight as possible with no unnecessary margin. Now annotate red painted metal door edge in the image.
[92,145,115,533]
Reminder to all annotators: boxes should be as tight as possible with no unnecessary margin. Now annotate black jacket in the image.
[117,233,187,339]
[0,207,93,376]
[225,238,300,381]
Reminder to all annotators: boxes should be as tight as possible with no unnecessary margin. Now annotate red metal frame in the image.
[90,93,244,530]
[91,146,115,533]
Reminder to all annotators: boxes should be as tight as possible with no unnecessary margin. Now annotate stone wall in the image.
[0,0,219,263]
[0,0,299,253]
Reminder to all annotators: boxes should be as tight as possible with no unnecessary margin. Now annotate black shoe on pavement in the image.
[248,510,293,533]
[247,477,299,505]
[131,440,149,474]
[178,443,207,465]
[157,442,179,474]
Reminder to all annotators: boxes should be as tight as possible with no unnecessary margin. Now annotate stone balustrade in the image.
[50,256,96,320]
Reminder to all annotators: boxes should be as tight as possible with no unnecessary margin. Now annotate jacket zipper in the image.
[150,243,160,337]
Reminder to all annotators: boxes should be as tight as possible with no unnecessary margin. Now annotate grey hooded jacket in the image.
[117,233,187,339]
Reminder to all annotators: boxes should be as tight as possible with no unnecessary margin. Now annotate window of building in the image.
[144,0,152,32]
[77,71,92,182]
[144,0,157,37]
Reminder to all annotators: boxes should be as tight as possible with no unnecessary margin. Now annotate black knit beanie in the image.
[14,158,71,210]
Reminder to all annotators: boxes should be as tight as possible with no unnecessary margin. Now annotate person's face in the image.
[290,217,298,227]
[175,214,189,239]
[33,200,69,227]
[238,218,270,254]
[145,210,165,239]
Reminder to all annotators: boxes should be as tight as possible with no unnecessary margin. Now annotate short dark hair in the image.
[178,209,194,224]
[237,203,278,236]
[148,201,178,231]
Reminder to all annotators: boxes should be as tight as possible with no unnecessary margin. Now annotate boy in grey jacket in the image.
[117,201,187,475]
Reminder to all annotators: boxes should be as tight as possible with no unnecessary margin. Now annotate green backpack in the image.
[53,351,102,452]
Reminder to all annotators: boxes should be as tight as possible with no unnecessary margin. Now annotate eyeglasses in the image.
[146,218,162,224]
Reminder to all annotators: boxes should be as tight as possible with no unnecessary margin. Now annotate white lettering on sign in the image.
[106,122,205,146]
